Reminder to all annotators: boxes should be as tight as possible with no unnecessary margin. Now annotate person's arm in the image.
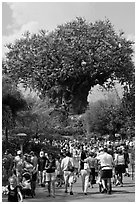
[111,156,114,167]
[22,161,27,172]
[13,158,16,169]
[44,160,49,170]
[84,157,88,163]
[32,157,38,173]
[61,159,64,171]
[114,154,118,165]
[17,187,23,202]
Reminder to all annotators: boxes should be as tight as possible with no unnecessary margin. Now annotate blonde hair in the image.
[9,176,17,184]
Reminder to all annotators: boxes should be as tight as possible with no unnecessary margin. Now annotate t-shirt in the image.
[116,154,125,165]
[84,156,96,168]
[38,157,46,171]
[14,156,24,172]
[80,151,86,170]
[45,159,56,173]
[97,152,113,170]
[8,185,19,202]
[23,161,33,172]
[61,156,74,171]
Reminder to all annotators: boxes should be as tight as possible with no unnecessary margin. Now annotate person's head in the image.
[118,148,123,154]
[56,154,61,160]
[30,151,34,156]
[80,144,84,150]
[99,147,103,152]
[24,153,28,160]
[48,153,54,160]
[9,177,17,187]
[107,148,112,155]
[65,151,71,157]
[89,151,94,157]
[26,154,31,162]
[103,147,108,153]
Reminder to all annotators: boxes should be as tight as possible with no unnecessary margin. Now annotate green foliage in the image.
[3,17,134,114]
[120,75,135,138]
[2,75,27,130]
[84,97,126,139]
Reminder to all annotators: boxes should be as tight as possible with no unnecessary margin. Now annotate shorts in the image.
[115,165,125,174]
[46,172,56,182]
[101,169,112,179]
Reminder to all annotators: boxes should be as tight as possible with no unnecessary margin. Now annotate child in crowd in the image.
[7,176,23,202]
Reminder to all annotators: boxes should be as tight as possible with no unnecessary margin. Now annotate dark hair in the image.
[65,151,71,157]
[118,149,122,154]
[103,147,107,152]
[30,151,34,156]
[48,153,54,158]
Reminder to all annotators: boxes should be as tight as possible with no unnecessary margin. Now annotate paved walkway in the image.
[2,176,135,202]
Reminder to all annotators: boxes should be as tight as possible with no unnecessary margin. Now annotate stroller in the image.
[20,172,33,198]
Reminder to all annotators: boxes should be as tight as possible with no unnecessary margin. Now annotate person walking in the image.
[61,151,75,195]
[80,150,96,195]
[45,153,56,198]
[87,152,97,188]
[30,151,38,196]
[37,151,47,186]
[14,150,24,184]
[123,147,130,177]
[97,147,113,194]
[114,148,125,187]
[79,147,89,195]
[55,155,64,187]
[2,150,14,182]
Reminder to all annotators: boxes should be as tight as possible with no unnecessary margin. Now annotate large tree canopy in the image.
[3,17,134,114]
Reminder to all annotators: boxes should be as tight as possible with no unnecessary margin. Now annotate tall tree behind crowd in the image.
[3,17,134,115]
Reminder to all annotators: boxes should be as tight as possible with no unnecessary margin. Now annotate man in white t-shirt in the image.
[61,151,75,195]
[97,147,113,194]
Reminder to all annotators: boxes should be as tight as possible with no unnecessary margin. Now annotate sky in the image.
[2,2,135,56]
[2,1,135,102]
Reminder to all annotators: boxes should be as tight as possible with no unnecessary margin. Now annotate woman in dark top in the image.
[114,149,125,186]
[79,146,89,194]
[79,146,87,171]
[45,153,56,197]
[38,151,47,186]
[8,176,23,202]
[123,147,130,177]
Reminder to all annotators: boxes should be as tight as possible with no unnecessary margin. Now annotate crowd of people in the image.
[2,137,135,202]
